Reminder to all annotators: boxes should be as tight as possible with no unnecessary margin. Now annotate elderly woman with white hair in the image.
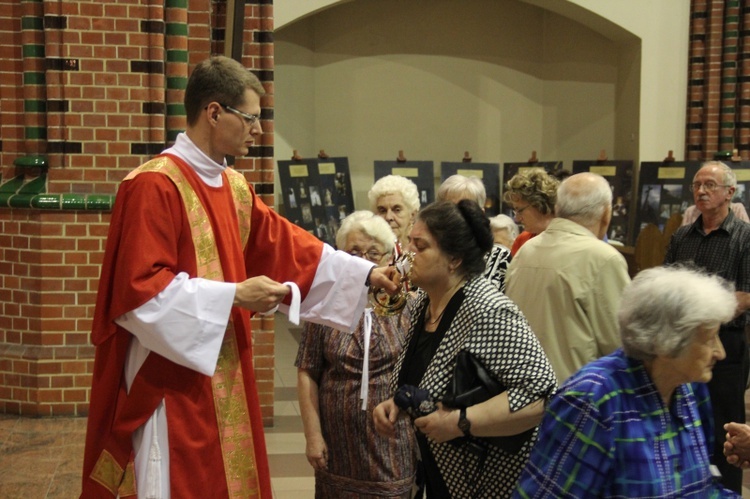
[368,175,420,260]
[295,211,416,498]
[438,174,513,292]
[489,214,519,250]
[514,265,741,498]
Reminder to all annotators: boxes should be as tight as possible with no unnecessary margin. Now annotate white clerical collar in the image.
[163,133,226,187]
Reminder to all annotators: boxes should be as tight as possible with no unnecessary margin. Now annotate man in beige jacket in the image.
[505,172,630,383]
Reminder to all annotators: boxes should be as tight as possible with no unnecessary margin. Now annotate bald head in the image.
[556,173,612,237]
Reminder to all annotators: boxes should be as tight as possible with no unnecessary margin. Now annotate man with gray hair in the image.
[505,172,630,383]
[664,160,750,493]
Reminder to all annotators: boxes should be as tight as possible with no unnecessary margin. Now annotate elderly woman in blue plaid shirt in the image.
[514,266,741,499]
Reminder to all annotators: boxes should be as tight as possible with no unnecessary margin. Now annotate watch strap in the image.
[458,406,471,437]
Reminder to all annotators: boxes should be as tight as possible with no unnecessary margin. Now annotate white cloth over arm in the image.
[116,272,235,377]
[280,244,372,332]
[118,247,373,378]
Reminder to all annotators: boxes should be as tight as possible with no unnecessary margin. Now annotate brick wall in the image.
[0,210,105,415]
[0,0,277,423]
[685,0,750,160]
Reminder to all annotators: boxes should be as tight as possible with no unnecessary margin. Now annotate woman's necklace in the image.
[426,307,446,325]
[426,278,465,326]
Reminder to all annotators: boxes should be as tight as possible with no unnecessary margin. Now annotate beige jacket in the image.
[506,217,630,383]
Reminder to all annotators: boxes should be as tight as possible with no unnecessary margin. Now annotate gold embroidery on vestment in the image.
[226,168,253,245]
[90,449,137,497]
[125,157,260,498]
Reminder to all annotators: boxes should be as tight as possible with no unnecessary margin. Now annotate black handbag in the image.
[441,350,535,454]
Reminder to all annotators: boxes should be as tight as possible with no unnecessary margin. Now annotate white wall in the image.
[553,0,690,163]
[273,0,689,209]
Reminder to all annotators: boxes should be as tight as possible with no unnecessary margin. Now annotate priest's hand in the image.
[234,276,290,312]
[368,266,399,295]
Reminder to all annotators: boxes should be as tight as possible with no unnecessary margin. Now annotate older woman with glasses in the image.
[514,266,740,498]
[502,168,559,256]
[296,211,416,498]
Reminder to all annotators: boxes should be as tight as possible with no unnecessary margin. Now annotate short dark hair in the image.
[184,55,265,126]
[417,200,493,278]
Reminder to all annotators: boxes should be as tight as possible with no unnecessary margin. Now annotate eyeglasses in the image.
[349,249,385,263]
[219,103,261,127]
[513,205,531,217]
[689,181,730,192]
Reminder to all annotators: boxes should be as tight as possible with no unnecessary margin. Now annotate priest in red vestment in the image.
[80,56,397,499]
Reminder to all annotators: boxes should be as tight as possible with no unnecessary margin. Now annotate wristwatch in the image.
[457,407,472,437]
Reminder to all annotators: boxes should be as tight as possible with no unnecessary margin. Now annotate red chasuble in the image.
[81,155,322,498]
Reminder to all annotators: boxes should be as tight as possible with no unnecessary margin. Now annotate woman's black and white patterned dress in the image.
[393,277,556,499]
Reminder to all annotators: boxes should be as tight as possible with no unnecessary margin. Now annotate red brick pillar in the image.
[0,1,277,420]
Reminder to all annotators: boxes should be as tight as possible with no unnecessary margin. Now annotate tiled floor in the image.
[267,315,314,498]
[0,315,313,499]
[3,315,750,497]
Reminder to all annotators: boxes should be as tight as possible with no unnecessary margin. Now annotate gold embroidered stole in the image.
[90,450,137,497]
[126,156,258,497]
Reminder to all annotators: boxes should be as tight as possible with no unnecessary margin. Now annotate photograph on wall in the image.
[660,184,684,223]
[633,161,702,242]
[737,183,747,207]
[572,160,634,246]
[501,161,564,217]
[727,161,750,217]
[440,161,501,216]
[639,184,662,226]
[277,157,355,245]
[374,160,435,207]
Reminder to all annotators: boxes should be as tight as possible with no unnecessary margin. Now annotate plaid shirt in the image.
[513,350,740,498]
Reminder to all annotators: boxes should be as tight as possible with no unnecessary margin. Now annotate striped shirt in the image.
[513,350,740,498]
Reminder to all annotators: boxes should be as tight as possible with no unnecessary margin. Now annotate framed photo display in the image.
[374,160,435,207]
[572,159,634,246]
[277,157,355,246]
[440,161,501,216]
[634,161,704,243]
